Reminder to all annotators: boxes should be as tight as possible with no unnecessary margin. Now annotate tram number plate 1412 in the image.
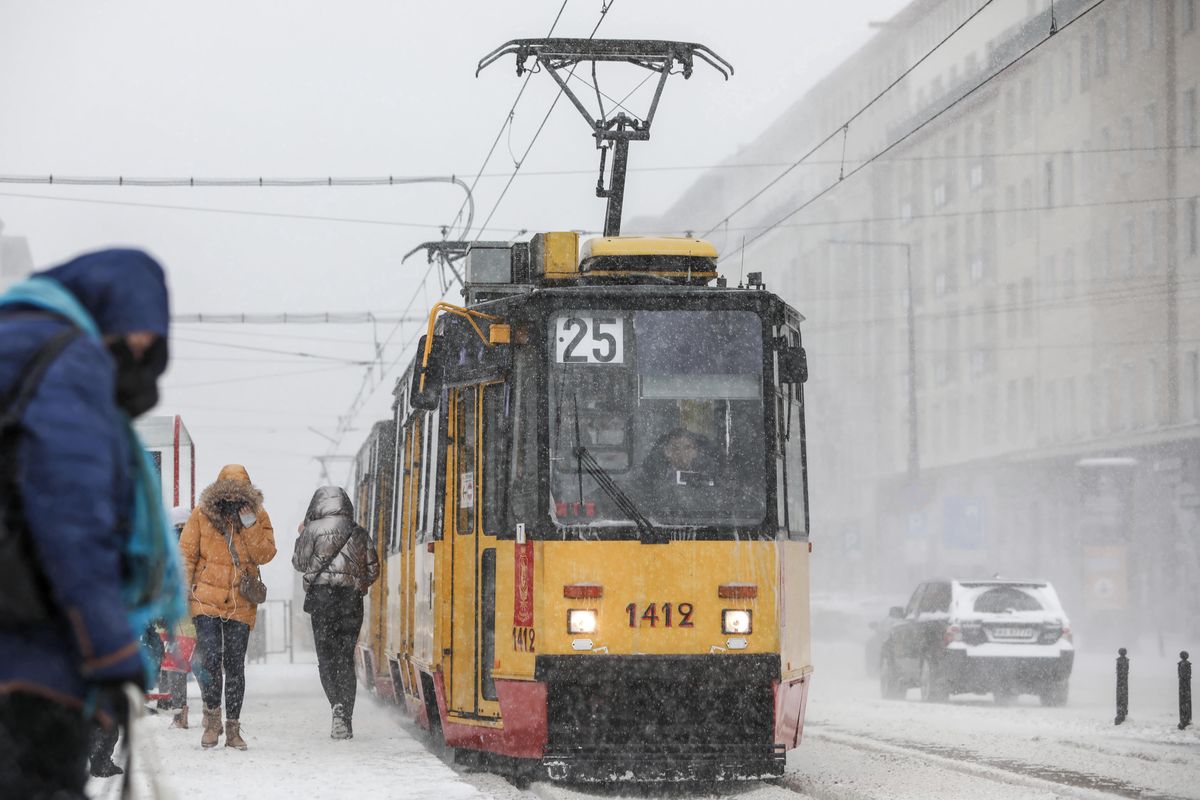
[626,602,694,628]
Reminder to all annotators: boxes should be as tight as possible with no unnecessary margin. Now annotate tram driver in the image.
[637,427,724,518]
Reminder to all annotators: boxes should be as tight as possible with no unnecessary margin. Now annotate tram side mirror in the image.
[410,334,445,410]
[779,345,808,384]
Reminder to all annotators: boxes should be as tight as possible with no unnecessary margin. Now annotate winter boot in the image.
[170,703,189,729]
[331,704,352,740]
[90,756,124,778]
[200,706,222,748]
[225,719,248,750]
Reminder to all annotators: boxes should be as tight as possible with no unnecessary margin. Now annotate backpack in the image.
[0,327,82,625]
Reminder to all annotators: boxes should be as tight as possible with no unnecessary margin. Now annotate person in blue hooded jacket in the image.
[0,249,173,799]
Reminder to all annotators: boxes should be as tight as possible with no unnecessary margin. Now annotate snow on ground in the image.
[795,639,1200,800]
[89,658,500,800]
[87,639,1199,800]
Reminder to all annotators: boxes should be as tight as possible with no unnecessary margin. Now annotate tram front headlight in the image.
[568,609,597,634]
[722,609,752,635]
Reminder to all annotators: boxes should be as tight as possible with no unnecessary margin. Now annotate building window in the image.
[969,163,983,190]
[1080,33,1091,91]
[970,254,985,283]
[1062,151,1075,206]
[1124,217,1137,277]
[1095,19,1109,77]
[1065,376,1077,439]
[1120,3,1133,62]
[1022,377,1035,434]
[1144,104,1158,163]
[1121,363,1136,430]
[1044,160,1055,207]
[1005,283,1018,338]
[1064,249,1076,298]
[1185,88,1198,147]
[1044,381,1057,442]
[1189,196,1199,256]
[1061,51,1073,101]
[1185,0,1197,34]
[1121,116,1134,171]
[1145,1,1156,50]
[1021,278,1034,337]
[1045,255,1058,301]
[1146,209,1159,272]
[1004,185,1017,244]
[1006,380,1018,436]
[900,200,913,223]
[1149,358,1162,426]
[933,183,947,208]
[1189,351,1200,420]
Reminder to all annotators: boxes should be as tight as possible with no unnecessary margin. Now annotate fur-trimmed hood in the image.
[199,464,263,521]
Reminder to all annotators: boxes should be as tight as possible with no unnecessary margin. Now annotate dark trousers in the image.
[89,720,119,765]
[194,615,250,719]
[0,693,90,799]
[309,586,364,718]
[158,670,188,710]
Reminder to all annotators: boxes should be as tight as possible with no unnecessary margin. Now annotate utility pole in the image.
[827,239,918,481]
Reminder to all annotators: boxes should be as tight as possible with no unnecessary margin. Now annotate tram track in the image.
[781,725,1193,800]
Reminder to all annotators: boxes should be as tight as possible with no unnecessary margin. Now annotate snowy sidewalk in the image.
[90,661,494,800]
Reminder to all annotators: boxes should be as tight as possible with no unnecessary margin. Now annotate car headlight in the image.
[722,609,752,634]
[568,609,597,634]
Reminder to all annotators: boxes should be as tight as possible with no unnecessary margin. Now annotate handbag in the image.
[301,525,356,613]
[0,328,82,625]
[219,520,268,605]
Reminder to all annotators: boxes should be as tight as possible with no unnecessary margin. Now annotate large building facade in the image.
[636,0,1200,644]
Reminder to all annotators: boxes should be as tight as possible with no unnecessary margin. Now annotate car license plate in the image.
[992,627,1033,639]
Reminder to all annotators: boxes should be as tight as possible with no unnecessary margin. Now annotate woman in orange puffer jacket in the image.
[180,464,276,750]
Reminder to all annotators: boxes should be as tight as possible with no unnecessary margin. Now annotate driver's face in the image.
[663,436,700,470]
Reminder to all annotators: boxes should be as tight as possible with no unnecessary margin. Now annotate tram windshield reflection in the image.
[548,309,768,531]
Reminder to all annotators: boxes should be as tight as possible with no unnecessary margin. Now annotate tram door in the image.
[447,385,501,720]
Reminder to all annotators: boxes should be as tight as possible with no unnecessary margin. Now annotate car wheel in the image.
[919,657,949,702]
[880,654,905,700]
[1039,678,1069,707]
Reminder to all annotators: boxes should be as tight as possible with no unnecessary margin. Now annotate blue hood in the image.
[36,249,170,337]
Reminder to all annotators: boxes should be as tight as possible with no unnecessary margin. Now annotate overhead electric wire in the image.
[703,0,998,238]
[720,0,1113,263]
[166,363,357,390]
[171,335,373,365]
[471,0,615,242]
[448,0,571,238]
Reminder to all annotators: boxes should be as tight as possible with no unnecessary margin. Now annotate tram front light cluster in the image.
[722,609,752,635]
[568,609,597,634]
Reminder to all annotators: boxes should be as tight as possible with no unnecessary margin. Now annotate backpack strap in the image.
[0,328,84,430]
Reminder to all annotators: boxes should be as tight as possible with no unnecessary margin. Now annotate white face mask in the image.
[239,510,257,528]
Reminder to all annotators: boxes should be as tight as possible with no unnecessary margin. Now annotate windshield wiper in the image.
[572,445,661,543]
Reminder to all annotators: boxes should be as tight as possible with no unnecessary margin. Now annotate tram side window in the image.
[417,407,443,542]
[456,387,477,535]
[395,419,418,555]
[482,383,510,536]
[777,326,808,541]
[508,345,540,530]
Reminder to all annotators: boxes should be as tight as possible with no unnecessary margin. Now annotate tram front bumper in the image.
[535,653,784,782]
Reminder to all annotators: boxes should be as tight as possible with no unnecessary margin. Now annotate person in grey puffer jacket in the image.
[292,486,379,739]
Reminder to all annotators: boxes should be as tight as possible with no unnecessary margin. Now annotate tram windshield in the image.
[548,309,767,531]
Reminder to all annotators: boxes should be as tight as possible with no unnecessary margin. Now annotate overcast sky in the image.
[0,0,908,594]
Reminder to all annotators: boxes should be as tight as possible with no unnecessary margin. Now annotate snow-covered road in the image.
[93,641,1198,800]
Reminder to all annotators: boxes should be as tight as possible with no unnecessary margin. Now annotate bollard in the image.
[1115,647,1129,725]
[1180,651,1192,731]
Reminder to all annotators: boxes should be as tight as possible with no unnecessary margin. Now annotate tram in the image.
[350,36,812,782]
[352,231,812,781]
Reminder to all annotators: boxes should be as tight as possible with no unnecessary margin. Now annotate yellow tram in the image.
[352,231,812,781]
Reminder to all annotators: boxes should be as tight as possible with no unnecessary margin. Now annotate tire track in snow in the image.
[793,725,1192,800]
